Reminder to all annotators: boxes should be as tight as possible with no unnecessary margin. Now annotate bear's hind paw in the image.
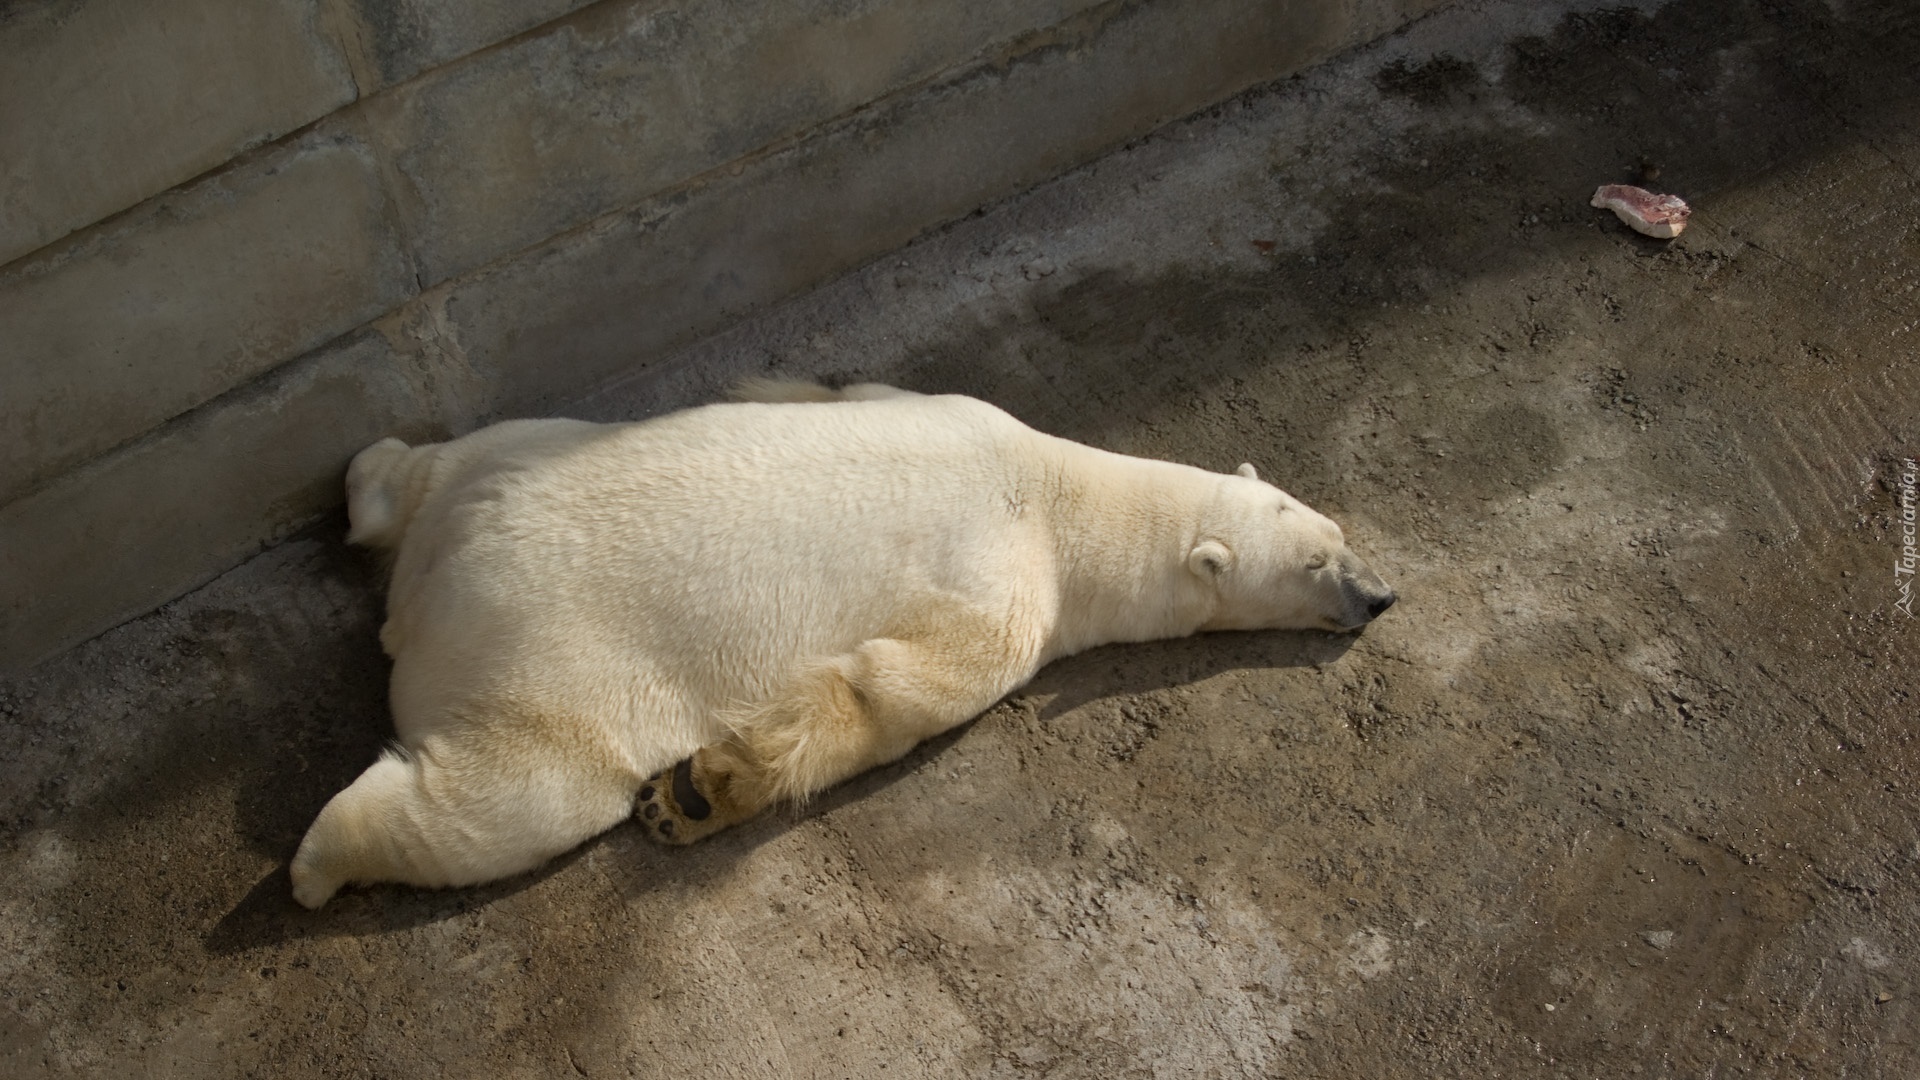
[635,756,739,845]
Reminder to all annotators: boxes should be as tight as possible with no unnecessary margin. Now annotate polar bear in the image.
[289,382,1394,908]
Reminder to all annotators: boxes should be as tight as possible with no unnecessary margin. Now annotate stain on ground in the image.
[3,0,1918,1075]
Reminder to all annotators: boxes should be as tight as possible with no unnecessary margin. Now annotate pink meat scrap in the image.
[1591,184,1691,238]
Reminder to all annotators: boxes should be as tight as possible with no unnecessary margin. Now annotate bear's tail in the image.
[729,378,923,404]
[344,437,421,550]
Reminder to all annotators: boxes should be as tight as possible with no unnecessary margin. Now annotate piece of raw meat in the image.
[1590,184,1691,238]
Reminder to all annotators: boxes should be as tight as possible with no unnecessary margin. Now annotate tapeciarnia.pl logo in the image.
[1897,457,1917,618]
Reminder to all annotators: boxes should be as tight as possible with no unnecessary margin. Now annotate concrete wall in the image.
[0,0,1447,670]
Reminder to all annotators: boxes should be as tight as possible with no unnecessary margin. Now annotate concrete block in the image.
[0,130,417,506]
[0,0,357,266]
[0,332,447,670]
[325,0,601,90]
[445,0,1448,416]
[364,0,1111,286]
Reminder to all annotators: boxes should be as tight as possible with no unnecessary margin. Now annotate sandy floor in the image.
[4,0,1918,1075]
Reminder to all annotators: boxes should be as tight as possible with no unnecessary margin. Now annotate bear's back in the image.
[383,394,1064,733]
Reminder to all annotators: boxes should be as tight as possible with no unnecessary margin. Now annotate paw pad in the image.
[671,758,712,821]
[635,760,722,845]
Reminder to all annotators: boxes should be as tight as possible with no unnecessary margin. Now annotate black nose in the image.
[1367,593,1396,619]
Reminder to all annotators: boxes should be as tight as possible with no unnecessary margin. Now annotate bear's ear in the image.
[1235,462,1258,480]
[1188,540,1233,577]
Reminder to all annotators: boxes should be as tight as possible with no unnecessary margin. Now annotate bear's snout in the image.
[1334,553,1396,630]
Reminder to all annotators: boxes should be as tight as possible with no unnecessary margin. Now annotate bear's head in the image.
[1188,463,1396,633]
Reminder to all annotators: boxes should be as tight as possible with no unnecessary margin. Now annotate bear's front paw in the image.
[635,751,752,845]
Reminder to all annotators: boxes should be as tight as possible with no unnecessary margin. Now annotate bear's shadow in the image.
[1023,625,1359,721]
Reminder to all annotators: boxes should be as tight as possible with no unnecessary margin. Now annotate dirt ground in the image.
[5,0,1918,1075]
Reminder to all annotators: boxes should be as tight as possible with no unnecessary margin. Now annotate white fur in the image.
[290,382,1392,907]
